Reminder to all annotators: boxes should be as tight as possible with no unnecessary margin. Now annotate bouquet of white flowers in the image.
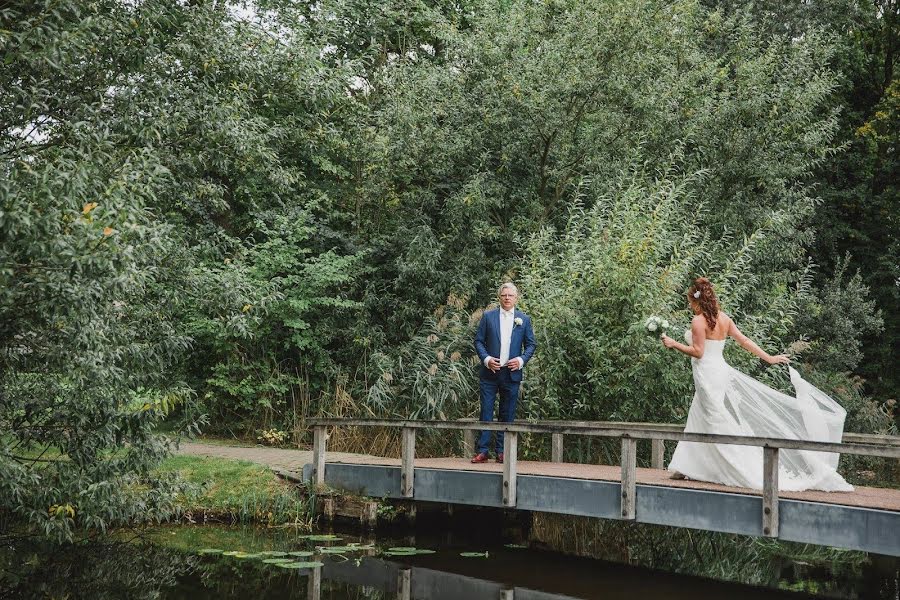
[644,315,670,337]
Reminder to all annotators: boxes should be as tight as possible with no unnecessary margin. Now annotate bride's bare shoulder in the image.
[720,312,736,332]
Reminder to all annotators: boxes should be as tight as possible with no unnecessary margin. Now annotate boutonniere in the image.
[514,317,523,327]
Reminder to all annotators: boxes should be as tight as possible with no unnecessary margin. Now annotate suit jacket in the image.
[474,308,536,382]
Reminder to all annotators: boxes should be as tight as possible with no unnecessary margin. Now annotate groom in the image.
[472,282,536,463]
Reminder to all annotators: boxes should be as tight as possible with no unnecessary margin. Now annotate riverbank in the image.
[156,455,312,526]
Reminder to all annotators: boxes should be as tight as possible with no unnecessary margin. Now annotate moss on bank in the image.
[155,455,313,526]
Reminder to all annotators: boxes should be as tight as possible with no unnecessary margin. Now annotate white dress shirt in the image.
[484,309,518,368]
[499,308,514,366]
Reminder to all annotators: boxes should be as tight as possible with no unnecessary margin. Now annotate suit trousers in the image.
[476,367,520,455]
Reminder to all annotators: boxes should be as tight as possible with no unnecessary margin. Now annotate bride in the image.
[660,277,853,492]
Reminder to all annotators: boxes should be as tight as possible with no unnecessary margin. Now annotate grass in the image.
[133,523,303,555]
[155,455,314,527]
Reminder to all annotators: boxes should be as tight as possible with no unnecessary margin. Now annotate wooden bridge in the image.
[303,418,900,556]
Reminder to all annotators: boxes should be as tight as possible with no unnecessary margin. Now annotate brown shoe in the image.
[497,453,504,464]
[471,452,489,464]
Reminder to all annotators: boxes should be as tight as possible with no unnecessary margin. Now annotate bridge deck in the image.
[324,455,900,512]
[308,455,900,555]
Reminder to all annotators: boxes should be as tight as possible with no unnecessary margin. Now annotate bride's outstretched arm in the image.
[661,317,706,358]
[727,320,789,365]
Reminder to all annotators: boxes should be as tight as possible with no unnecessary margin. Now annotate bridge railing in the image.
[305,418,899,537]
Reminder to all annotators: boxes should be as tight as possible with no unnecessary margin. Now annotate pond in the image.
[2,524,897,599]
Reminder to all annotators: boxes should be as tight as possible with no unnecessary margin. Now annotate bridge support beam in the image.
[401,427,415,498]
[312,425,326,486]
[396,568,411,600]
[503,431,518,507]
[763,446,779,537]
[306,565,321,600]
[551,433,564,463]
[621,437,637,520]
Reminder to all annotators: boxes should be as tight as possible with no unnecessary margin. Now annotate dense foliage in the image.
[1,0,895,542]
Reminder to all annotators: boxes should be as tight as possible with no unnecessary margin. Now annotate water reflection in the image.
[3,526,897,599]
[314,553,815,600]
[0,539,195,600]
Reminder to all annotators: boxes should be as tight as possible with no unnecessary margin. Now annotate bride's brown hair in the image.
[688,277,720,330]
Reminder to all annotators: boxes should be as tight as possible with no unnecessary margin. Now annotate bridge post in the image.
[503,431,518,507]
[401,427,415,498]
[306,564,321,599]
[621,437,637,520]
[312,425,326,486]
[396,568,411,600]
[651,438,665,469]
[463,429,475,457]
[551,433,564,463]
[763,446,779,537]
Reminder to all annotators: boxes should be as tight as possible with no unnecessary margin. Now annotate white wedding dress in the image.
[667,331,853,492]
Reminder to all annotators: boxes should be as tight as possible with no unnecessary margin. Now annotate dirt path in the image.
[176,441,368,476]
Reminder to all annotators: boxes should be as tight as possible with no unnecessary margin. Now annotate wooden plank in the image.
[651,438,665,469]
[312,425,326,486]
[763,447,779,537]
[503,432,518,507]
[551,433,564,463]
[305,418,900,458]
[309,416,900,441]
[401,427,415,498]
[843,432,900,446]
[621,437,637,520]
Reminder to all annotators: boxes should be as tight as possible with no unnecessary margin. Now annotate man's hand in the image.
[487,357,501,372]
[507,357,523,371]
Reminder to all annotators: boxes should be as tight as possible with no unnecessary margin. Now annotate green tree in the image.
[346,0,892,455]
[0,1,208,542]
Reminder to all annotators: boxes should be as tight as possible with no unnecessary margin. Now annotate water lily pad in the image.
[198,548,223,555]
[262,558,295,564]
[317,544,374,553]
[257,551,289,557]
[460,551,489,558]
[287,551,314,557]
[275,561,324,569]
[383,547,435,556]
[504,543,527,549]
[299,534,342,542]
[222,551,247,556]
[234,553,265,559]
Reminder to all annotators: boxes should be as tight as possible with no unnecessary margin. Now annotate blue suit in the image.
[473,308,537,455]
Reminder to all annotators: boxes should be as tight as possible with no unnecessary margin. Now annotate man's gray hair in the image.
[498,282,518,296]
